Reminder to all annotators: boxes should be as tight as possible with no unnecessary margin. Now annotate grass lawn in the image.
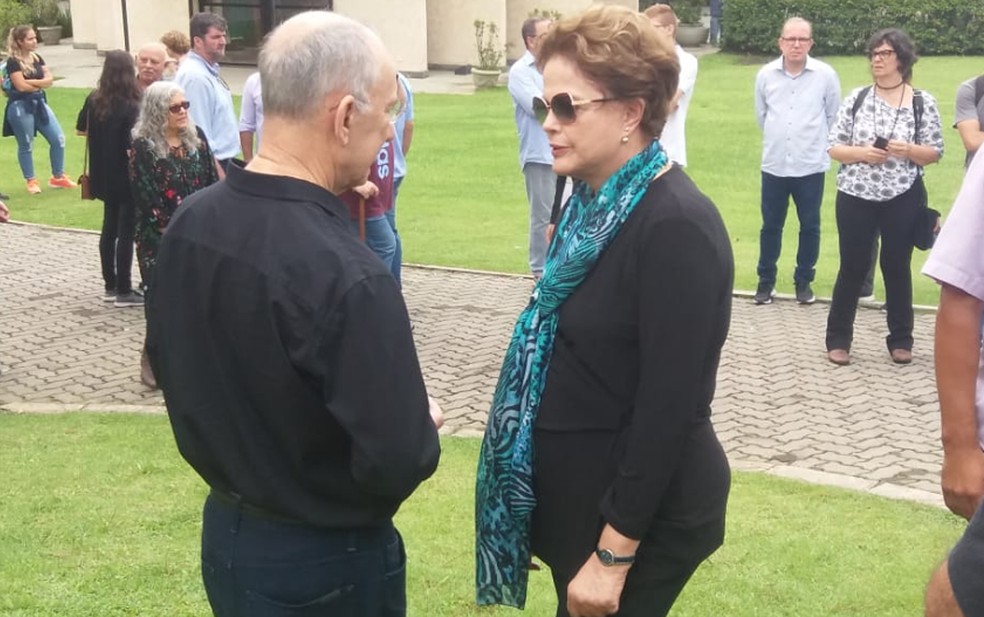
[0,412,966,617]
[1,53,977,305]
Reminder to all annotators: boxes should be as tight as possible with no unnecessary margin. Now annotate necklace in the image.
[876,80,905,91]
[874,83,906,142]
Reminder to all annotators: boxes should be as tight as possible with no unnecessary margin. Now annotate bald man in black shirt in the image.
[146,12,441,617]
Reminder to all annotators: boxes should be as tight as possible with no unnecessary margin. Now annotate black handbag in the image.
[912,177,939,251]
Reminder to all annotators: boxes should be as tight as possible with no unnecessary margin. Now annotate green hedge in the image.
[722,0,984,55]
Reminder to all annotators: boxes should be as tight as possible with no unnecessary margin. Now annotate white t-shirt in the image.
[660,45,698,167]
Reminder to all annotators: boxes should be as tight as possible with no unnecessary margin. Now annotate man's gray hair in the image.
[132,81,201,158]
[259,11,382,120]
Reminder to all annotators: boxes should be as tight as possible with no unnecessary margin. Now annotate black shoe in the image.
[114,291,145,307]
[795,283,816,305]
[754,283,775,305]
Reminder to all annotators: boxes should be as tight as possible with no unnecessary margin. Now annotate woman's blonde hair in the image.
[536,5,679,139]
[160,30,191,57]
[6,25,40,78]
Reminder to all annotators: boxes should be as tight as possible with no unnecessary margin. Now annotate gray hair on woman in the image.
[132,81,200,158]
[259,11,382,119]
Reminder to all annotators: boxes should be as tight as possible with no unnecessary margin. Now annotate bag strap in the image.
[850,85,871,121]
[82,109,90,175]
[912,89,923,145]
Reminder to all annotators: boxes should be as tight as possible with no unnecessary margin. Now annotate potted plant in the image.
[672,0,708,47]
[472,19,504,89]
[30,0,63,45]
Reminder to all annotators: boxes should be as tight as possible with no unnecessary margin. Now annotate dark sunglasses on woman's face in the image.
[168,101,191,114]
[532,92,617,125]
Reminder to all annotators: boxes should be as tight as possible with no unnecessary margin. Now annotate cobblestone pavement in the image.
[0,222,943,506]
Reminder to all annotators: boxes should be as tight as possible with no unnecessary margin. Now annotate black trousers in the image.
[99,197,135,294]
[825,181,922,352]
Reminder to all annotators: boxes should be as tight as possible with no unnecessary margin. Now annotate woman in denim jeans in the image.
[2,25,76,195]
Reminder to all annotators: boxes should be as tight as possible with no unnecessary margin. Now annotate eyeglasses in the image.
[869,49,896,60]
[780,36,812,45]
[532,92,617,125]
[168,101,191,114]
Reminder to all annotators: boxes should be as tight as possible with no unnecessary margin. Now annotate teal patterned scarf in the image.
[475,139,669,607]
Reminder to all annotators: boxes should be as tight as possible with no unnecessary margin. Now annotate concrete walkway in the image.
[0,222,945,509]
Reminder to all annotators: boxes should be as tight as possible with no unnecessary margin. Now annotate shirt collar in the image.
[225,162,348,220]
[521,50,536,68]
[188,51,220,77]
[777,54,816,75]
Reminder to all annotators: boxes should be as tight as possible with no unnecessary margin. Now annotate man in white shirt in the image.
[644,4,698,167]
[753,17,840,305]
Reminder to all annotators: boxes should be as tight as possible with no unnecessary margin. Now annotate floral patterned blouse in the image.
[128,126,219,277]
[828,85,944,202]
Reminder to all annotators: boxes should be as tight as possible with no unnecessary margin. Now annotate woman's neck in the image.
[874,76,905,90]
[164,129,182,145]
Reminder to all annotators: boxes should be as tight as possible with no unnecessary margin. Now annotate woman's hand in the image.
[566,554,630,617]
[886,139,912,160]
[858,144,889,165]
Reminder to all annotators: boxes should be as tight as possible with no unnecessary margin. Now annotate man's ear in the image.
[332,94,357,146]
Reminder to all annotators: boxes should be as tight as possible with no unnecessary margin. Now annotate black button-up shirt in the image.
[147,163,440,528]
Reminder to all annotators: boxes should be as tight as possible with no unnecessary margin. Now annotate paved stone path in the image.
[0,222,944,506]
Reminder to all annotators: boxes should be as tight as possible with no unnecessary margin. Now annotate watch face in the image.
[596,549,614,566]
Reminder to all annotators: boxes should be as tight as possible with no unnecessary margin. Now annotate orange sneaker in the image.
[26,178,41,194]
[48,174,77,189]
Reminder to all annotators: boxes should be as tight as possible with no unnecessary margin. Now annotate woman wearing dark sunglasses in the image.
[128,81,220,387]
[476,6,733,617]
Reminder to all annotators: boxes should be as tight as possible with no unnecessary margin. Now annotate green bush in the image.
[0,0,31,45]
[723,0,984,55]
[28,0,60,27]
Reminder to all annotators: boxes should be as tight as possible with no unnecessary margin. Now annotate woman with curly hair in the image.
[476,5,733,616]
[129,81,219,386]
[2,24,76,194]
[76,50,143,307]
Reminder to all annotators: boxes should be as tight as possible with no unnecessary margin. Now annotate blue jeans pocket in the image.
[246,582,356,617]
[382,530,407,615]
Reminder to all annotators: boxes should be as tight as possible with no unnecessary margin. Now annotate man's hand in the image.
[0,201,9,223]
[566,554,629,617]
[353,181,379,200]
[427,396,444,429]
[546,223,556,245]
[942,446,984,520]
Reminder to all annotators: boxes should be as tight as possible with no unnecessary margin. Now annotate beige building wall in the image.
[506,0,639,62]
[69,0,98,49]
[336,0,428,76]
[127,0,189,52]
[427,0,506,69]
[69,0,186,52]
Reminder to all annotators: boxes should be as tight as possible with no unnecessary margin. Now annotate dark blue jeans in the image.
[200,493,407,617]
[756,172,824,288]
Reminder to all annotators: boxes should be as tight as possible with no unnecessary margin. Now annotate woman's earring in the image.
[620,133,630,144]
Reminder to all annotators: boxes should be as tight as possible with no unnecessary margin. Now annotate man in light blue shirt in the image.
[508,17,553,280]
[176,13,239,169]
[754,17,840,305]
[389,73,414,287]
